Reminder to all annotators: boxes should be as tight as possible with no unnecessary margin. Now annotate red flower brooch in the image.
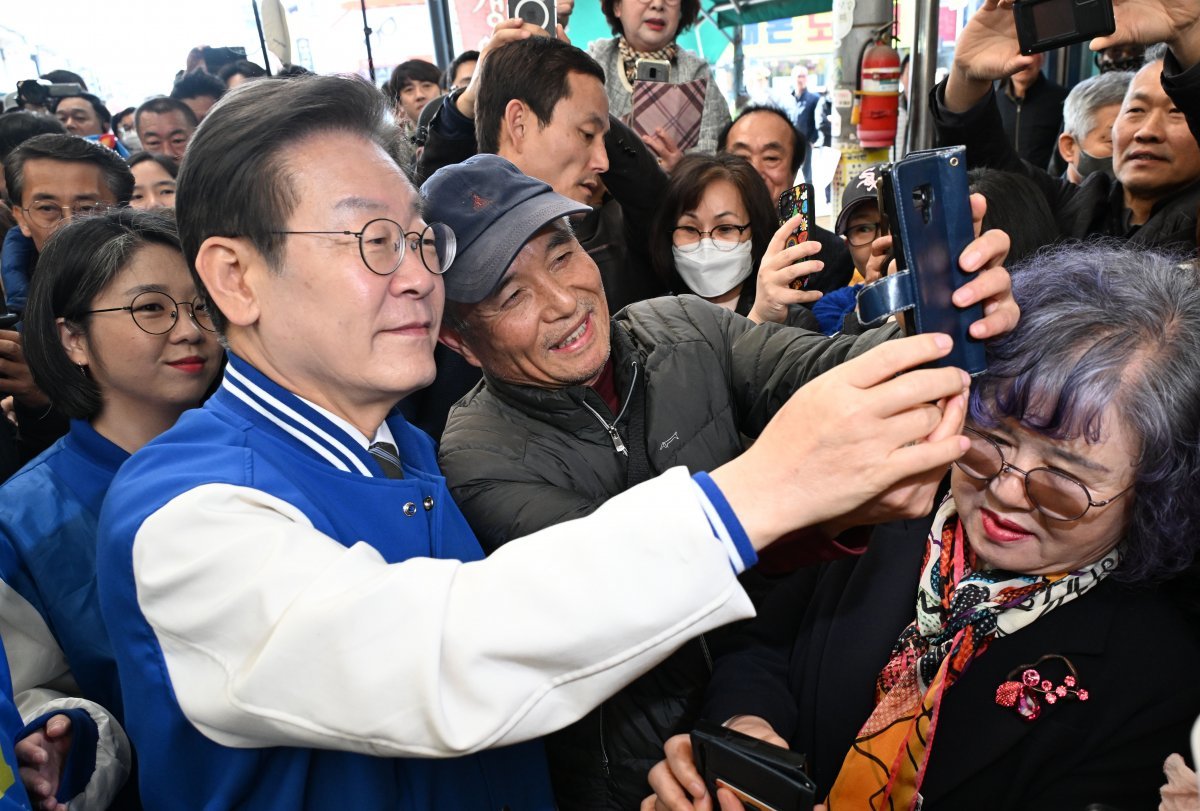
[995,654,1089,721]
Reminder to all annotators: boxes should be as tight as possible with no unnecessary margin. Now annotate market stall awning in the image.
[706,0,832,29]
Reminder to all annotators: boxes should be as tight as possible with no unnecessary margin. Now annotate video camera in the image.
[15,80,86,111]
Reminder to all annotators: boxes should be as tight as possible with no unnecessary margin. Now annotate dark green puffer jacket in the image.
[439,295,896,809]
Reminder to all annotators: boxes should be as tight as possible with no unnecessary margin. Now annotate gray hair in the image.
[970,242,1200,583]
[1062,71,1133,140]
[1143,42,1169,63]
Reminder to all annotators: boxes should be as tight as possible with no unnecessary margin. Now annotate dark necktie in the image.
[368,440,404,480]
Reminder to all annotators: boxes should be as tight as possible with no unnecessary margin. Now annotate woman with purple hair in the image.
[645,242,1200,811]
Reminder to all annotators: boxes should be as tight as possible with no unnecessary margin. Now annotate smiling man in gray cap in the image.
[427,152,1019,808]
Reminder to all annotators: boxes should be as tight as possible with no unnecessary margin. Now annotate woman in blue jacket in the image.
[0,209,220,809]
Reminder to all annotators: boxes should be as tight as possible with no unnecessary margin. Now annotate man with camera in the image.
[932,0,1200,251]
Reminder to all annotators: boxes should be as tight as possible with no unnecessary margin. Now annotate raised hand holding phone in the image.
[748,212,823,325]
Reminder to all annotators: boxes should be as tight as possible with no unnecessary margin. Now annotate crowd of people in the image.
[0,0,1198,809]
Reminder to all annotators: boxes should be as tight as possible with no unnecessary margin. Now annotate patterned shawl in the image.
[826,498,1118,810]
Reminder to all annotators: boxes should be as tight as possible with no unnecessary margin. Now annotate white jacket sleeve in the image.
[0,582,131,810]
[133,466,755,758]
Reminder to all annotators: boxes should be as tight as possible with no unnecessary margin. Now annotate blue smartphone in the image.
[858,145,987,376]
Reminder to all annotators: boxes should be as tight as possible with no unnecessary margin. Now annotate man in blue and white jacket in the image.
[95,74,974,810]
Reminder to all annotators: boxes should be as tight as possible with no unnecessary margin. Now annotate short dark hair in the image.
[217,59,268,85]
[273,64,314,79]
[5,133,134,207]
[113,106,136,129]
[971,244,1200,583]
[176,74,402,334]
[718,104,808,174]
[600,0,700,37]
[648,153,775,293]
[475,37,606,155]
[170,71,226,103]
[0,111,66,163]
[53,93,112,131]
[445,50,480,90]
[40,70,87,90]
[23,208,182,419]
[128,150,180,179]
[967,168,1061,265]
[384,60,443,103]
[135,97,199,133]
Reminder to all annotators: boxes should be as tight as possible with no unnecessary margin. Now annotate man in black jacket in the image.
[933,2,1200,252]
[422,152,1019,809]
[995,52,1069,170]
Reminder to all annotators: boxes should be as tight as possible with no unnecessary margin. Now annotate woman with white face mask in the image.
[650,153,825,328]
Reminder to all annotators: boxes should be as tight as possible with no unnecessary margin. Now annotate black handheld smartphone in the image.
[690,720,815,811]
[776,184,814,290]
[635,58,671,84]
[509,0,557,36]
[1013,0,1115,56]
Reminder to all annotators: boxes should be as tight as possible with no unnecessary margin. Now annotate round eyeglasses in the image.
[85,291,216,335]
[954,426,1134,522]
[670,223,750,253]
[272,219,456,276]
[22,200,112,229]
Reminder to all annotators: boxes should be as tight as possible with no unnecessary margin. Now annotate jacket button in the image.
[423,496,434,511]
[403,502,417,516]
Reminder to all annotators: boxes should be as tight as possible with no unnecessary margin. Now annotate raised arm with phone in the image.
[935,0,1200,251]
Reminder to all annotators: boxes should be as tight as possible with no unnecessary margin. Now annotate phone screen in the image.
[1014,0,1115,55]
[1031,0,1076,39]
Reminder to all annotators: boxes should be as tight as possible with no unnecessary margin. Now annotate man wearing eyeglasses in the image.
[1,133,132,463]
[96,74,991,811]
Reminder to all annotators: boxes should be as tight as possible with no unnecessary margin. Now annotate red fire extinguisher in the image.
[857,38,901,149]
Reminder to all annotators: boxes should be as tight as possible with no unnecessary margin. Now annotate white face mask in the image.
[671,239,754,298]
[120,129,142,152]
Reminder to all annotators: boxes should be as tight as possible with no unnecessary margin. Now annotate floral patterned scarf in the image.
[826,498,1118,810]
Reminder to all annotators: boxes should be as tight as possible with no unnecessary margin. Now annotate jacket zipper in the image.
[580,360,639,456]
[1014,99,1022,155]
[593,359,640,778]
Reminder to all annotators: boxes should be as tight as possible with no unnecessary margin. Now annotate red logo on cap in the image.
[471,193,489,210]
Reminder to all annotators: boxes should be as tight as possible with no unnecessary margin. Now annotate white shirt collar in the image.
[295,395,396,451]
